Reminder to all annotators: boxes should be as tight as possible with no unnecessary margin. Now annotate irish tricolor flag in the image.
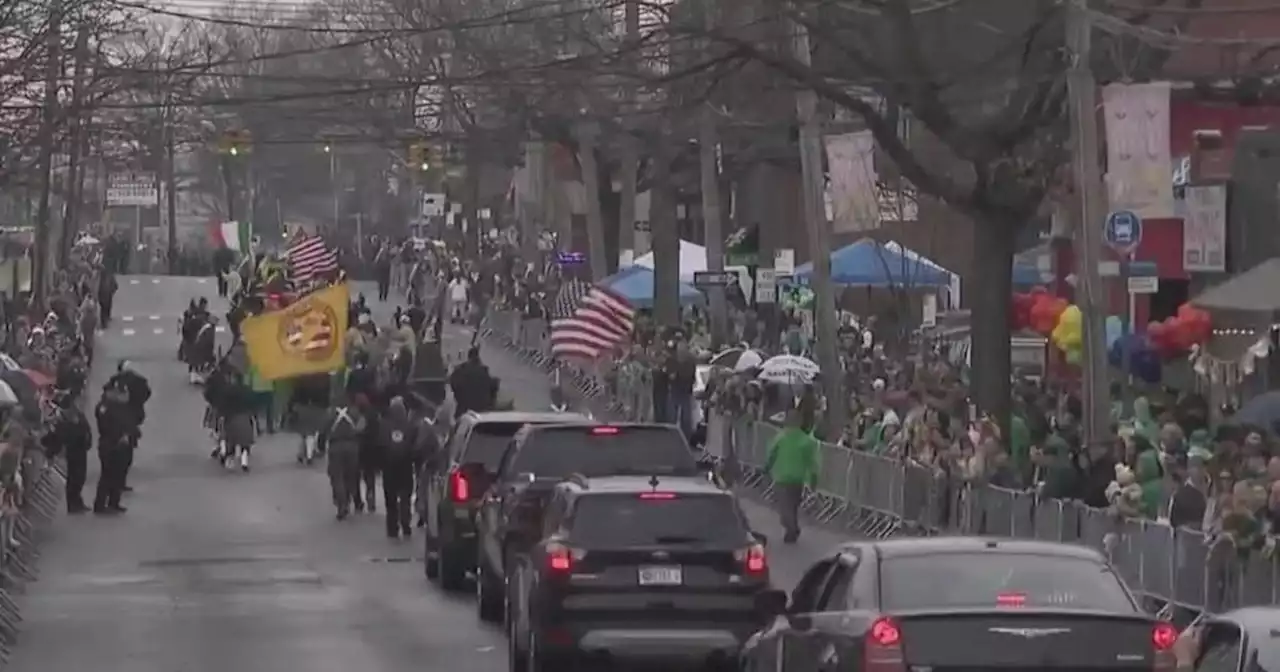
[210,220,251,251]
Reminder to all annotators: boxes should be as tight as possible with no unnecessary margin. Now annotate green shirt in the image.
[767,427,820,486]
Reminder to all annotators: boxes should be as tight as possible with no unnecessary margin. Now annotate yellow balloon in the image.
[1059,305,1082,328]
[1065,348,1082,365]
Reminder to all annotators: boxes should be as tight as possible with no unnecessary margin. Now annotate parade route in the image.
[4,276,846,672]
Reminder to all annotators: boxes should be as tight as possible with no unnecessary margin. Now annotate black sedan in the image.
[742,537,1179,672]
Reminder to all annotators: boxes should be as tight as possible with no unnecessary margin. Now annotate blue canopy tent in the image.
[792,238,952,287]
[602,266,705,309]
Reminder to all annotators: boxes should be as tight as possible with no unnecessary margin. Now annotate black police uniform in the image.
[93,395,135,513]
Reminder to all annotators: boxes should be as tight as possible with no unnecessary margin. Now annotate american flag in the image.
[551,278,591,320]
[549,283,635,360]
[287,234,338,285]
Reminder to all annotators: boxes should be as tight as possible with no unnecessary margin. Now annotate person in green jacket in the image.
[247,365,275,433]
[765,411,820,544]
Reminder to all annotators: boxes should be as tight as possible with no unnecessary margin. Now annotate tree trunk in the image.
[969,216,1016,438]
[650,151,681,326]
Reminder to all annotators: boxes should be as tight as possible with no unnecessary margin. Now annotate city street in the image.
[5,276,848,672]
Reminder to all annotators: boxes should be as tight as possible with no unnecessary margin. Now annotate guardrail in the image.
[0,451,65,665]
[705,414,1279,618]
[479,308,1279,619]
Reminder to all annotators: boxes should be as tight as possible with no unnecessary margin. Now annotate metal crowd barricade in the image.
[712,411,1280,618]
[0,449,67,662]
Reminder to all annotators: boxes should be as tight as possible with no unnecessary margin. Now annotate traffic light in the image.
[218,129,252,156]
[408,142,429,171]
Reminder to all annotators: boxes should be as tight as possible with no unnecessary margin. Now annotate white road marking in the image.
[196,278,208,283]
[149,315,160,321]
[122,316,134,322]
[152,327,163,334]
[215,326,227,333]
[151,278,160,284]
[122,328,136,336]
[129,279,139,285]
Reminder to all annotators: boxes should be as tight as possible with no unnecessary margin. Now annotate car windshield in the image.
[881,553,1136,612]
[569,493,746,546]
[510,426,698,478]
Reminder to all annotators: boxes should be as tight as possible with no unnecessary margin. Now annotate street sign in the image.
[1127,276,1159,294]
[421,192,445,217]
[755,268,777,303]
[774,248,795,274]
[1103,210,1143,255]
[556,251,586,265]
[106,172,158,206]
[693,271,736,288]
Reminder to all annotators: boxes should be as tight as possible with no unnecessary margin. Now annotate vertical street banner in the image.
[823,131,879,233]
[1103,82,1175,219]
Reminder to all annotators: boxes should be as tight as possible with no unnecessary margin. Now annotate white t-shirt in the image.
[449,279,469,302]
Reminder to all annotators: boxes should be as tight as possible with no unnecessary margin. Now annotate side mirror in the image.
[516,472,536,484]
[786,613,814,631]
[753,588,788,620]
[751,531,768,547]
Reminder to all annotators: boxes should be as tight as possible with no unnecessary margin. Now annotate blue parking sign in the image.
[1103,210,1142,254]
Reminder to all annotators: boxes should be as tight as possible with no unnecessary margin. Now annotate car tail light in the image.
[1152,623,1178,650]
[546,542,574,574]
[865,616,906,672]
[590,426,619,435]
[736,544,766,574]
[638,492,677,500]
[996,592,1026,607]
[448,468,470,502]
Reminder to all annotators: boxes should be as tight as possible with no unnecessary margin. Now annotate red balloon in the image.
[1177,303,1197,321]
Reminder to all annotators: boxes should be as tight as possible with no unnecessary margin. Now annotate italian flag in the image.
[210,220,251,251]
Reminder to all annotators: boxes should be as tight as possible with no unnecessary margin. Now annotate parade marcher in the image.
[765,410,820,544]
[47,394,91,513]
[374,244,393,301]
[448,346,494,418]
[78,293,99,364]
[219,367,256,471]
[447,273,469,323]
[93,382,136,514]
[379,396,419,538]
[292,372,332,465]
[321,393,366,520]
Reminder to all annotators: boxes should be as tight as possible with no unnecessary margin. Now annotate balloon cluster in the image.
[1147,303,1212,359]
[1011,290,1084,362]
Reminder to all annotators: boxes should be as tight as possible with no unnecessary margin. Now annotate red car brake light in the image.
[865,616,906,672]
[1152,623,1178,651]
[546,542,573,573]
[744,544,766,574]
[590,426,619,435]
[638,492,677,500]
[996,592,1026,607]
[448,468,470,502]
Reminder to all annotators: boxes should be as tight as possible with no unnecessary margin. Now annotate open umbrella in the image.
[709,347,764,371]
[757,354,820,384]
[0,369,41,419]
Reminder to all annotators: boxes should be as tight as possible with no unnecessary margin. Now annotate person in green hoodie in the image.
[765,410,820,544]
[247,364,276,433]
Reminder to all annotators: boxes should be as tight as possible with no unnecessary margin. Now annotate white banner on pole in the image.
[107,172,158,206]
[1182,185,1226,272]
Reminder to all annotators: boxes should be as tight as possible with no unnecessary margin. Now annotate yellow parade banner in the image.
[241,282,349,381]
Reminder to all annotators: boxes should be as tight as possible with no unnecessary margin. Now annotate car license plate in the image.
[638,566,683,586]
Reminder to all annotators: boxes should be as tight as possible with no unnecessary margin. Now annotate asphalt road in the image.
[5,276,847,672]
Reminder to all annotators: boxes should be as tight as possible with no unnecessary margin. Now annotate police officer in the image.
[46,394,91,513]
[93,383,136,514]
[379,397,419,538]
[321,393,365,520]
[109,360,151,492]
[448,347,493,417]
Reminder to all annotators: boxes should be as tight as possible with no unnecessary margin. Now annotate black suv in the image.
[506,475,770,672]
[422,410,591,590]
[474,423,715,624]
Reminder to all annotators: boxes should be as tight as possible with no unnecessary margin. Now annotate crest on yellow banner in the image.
[242,283,349,381]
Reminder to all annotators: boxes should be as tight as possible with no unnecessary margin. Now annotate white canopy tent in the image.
[632,240,753,297]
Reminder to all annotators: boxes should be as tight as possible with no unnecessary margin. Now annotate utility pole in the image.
[165,121,177,271]
[791,17,846,436]
[699,0,728,347]
[33,0,62,310]
[1066,0,1110,445]
[615,0,641,269]
[578,121,608,281]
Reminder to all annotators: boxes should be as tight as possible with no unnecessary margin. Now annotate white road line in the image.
[122,328,135,336]
[121,316,134,322]
[152,327,164,335]
[151,278,160,284]
[215,326,226,333]
[196,278,208,283]
[149,315,160,321]
[129,279,140,285]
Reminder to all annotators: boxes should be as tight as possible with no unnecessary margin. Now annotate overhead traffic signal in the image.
[218,129,252,156]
